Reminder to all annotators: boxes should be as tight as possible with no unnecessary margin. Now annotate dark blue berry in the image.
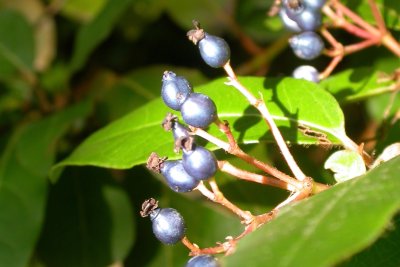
[292,65,319,82]
[180,93,217,128]
[289,31,324,60]
[172,121,190,142]
[198,33,231,68]
[186,255,220,267]
[150,207,186,245]
[161,160,199,192]
[161,71,193,111]
[293,8,322,31]
[279,8,302,32]
[304,0,326,10]
[182,145,218,180]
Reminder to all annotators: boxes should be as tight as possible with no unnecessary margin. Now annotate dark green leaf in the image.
[51,76,347,179]
[37,168,134,267]
[165,0,234,33]
[0,9,35,75]
[69,0,133,72]
[0,101,92,267]
[338,213,400,267]
[223,156,400,267]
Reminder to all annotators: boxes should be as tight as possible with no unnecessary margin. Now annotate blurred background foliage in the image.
[0,0,399,266]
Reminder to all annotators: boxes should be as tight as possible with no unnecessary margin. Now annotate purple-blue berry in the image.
[186,255,220,267]
[292,8,322,31]
[292,65,320,82]
[150,207,186,245]
[198,33,231,68]
[279,8,302,32]
[304,0,326,10]
[289,31,324,60]
[180,93,217,128]
[282,0,305,20]
[161,71,193,111]
[161,160,199,192]
[172,121,190,142]
[182,145,218,180]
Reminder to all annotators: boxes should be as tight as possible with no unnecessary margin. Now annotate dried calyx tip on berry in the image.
[162,112,178,131]
[146,152,167,173]
[140,198,159,217]
[187,20,205,45]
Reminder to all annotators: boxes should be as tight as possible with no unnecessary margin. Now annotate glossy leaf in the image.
[223,156,400,267]
[0,101,91,267]
[320,67,396,103]
[0,9,34,74]
[37,168,134,267]
[69,0,133,72]
[51,76,347,179]
[324,150,366,182]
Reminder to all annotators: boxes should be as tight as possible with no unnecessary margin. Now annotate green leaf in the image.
[165,0,233,33]
[37,168,134,267]
[51,77,348,179]
[324,150,366,183]
[69,0,133,72]
[0,101,92,267]
[338,213,400,267]
[61,0,106,22]
[320,67,396,103]
[223,156,400,267]
[0,9,35,74]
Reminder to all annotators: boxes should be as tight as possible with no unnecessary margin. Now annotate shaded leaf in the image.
[70,0,133,72]
[320,67,396,103]
[165,0,234,33]
[223,156,400,267]
[37,168,134,267]
[51,76,347,179]
[0,101,92,267]
[0,9,35,74]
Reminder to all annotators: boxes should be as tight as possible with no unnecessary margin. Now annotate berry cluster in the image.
[279,0,326,82]
[140,19,327,265]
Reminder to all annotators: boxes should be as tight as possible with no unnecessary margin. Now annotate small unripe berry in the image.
[161,160,199,192]
[180,93,217,128]
[161,71,193,111]
[183,145,218,180]
[292,65,320,82]
[150,207,186,245]
[186,255,220,267]
[289,31,324,60]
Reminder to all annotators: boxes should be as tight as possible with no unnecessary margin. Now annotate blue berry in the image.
[172,121,190,142]
[198,33,231,68]
[186,255,220,267]
[180,93,217,128]
[150,207,186,245]
[161,71,193,111]
[279,8,302,32]
[304,0,326,10]
[161,160,199,192]
[292,65,320,82]
[293,8,322,31]
[182,145,218,180]
[289,31,324,60]
[282,0,305,20]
